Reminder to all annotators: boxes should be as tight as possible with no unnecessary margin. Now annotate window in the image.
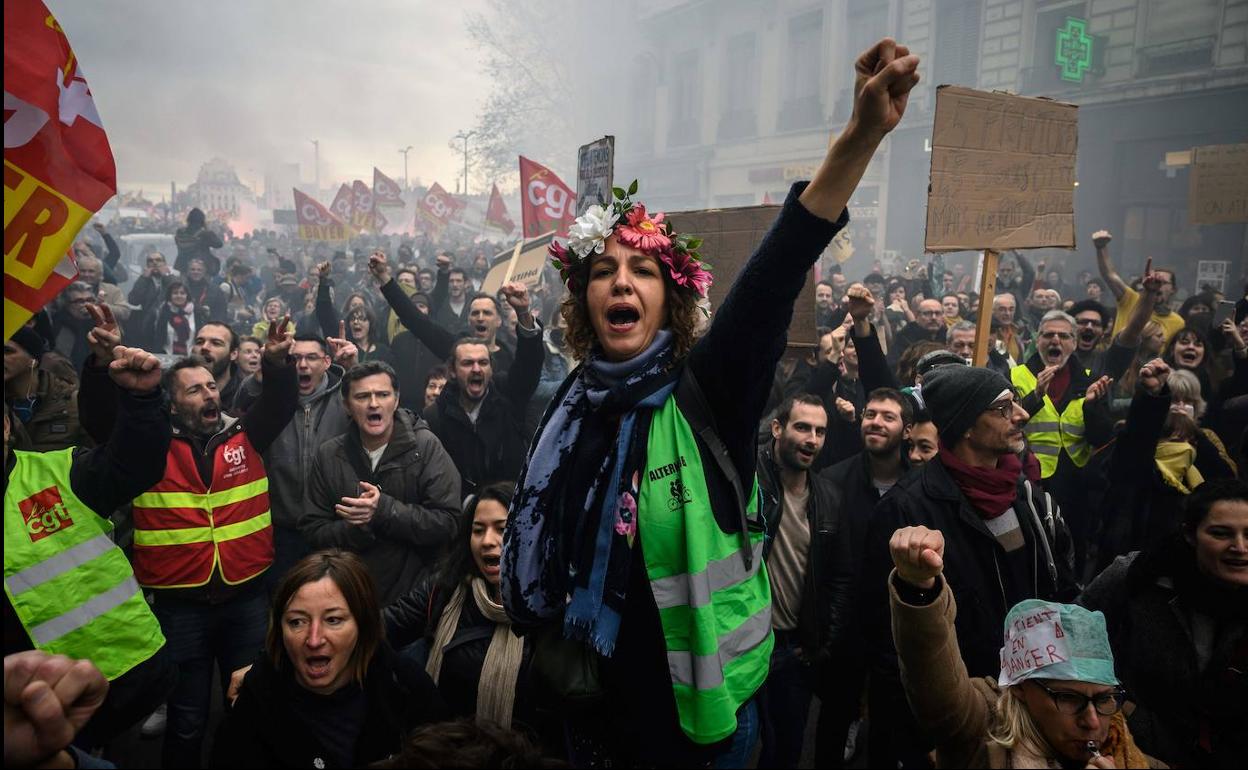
[668,49,702,148]
[719,32,758,141]
[1138,0,1217,76]
[779,10,824,132]
[933,0,982,88]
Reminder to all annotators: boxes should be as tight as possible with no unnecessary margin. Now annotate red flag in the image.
[4,1,116,339]
[329,184,355,227]
[485,184,515,234]
[350,180,374,230]
[372,167,404,207]
[518,156,574,238]
[293,188,349,242]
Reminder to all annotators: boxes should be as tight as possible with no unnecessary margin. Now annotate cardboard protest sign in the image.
[1197,260,1229,293]
[576,136,615,217]
[1189,143,1248,224]
[480,231,556,297]
[924,86,1078,253]
[667,205,818,349]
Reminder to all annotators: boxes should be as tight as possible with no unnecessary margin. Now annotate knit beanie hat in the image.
[921,365,1013,447]
[10,326,47,362]
[998,599,1119,687]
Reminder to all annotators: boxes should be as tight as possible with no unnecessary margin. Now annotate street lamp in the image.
[310,139,319,193]
[399,145,413,191]
[452,130,475,196]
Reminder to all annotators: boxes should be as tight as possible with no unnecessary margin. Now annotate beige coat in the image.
[889,572,1163,769]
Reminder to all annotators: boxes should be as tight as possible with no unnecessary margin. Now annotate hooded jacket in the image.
[8,367,88,452]
[302,409,461,605]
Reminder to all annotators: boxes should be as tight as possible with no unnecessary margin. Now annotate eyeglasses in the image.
[984,398,1019,420]
[1031,681,1127,716]
[290,354,325,365]
[1038,331,1074,341]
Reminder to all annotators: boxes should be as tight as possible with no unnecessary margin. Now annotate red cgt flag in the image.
[485,184,515,235]
[372,167,404,207]
[293,188,349,242]
[518,156,574,238]
[329,184,355,228]
[350,180,375,231]
[4,1,117,340]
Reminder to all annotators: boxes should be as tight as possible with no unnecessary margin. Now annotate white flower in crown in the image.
[565,204,620,259]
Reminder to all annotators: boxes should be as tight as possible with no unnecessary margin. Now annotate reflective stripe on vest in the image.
[639,394,773,745]
[131,432,273,588]
[1010,365,1091,476]
[4,449,166,680]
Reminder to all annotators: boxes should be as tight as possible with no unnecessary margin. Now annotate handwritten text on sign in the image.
[924,86,1078,252]
[1189,143,1248,225]
[998,604,1071,686]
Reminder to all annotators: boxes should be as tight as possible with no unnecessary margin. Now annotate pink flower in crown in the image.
[548,239,573,270]
[659,248,713,298]
[615,204,672,253]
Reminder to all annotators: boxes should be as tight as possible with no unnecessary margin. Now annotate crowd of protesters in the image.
[6,37,1246,770]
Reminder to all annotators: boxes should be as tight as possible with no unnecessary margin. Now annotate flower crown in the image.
[549,180,712,298]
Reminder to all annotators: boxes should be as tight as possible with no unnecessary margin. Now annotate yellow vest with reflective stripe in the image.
[1010,364,1091,477]
[638,393,773,745]
[4,449,166,680]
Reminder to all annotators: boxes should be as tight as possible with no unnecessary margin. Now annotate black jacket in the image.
[303,409,462,606]
[384,576,539,728]
[757,444,854,668]
[422,325,543,497]
[1080,536,1247,769]
[210,645,448,769]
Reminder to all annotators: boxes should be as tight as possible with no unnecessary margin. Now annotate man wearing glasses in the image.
[859,364,1078,768]
[128,251,178,349]
[889,297,948,366]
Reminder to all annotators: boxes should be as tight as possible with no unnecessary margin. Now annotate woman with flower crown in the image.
[501,39,921,767]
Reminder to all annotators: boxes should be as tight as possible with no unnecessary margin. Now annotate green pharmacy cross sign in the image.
[1055,17,1093,82]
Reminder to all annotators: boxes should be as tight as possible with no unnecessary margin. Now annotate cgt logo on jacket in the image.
[19,486,76,542]
[221,442,250,480]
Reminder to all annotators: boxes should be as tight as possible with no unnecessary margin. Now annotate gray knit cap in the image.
[921,365,1014,447]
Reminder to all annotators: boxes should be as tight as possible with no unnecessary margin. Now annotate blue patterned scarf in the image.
[502,330,677,656]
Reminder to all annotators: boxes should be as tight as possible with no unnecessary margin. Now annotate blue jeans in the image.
[713,698,759,769]
[757,631,813,768]
[152,588,268,769]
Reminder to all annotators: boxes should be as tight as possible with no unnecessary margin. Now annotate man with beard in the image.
[77,318,298,768]
[51,283,98,370]
[191,321,243,412]
[422,306,543,497]
[432,254,471,333]
[303,361,461,604]
[815,280,836,328]
[756,395,853,768]
[814,386,913,766]
[859,365,1078,768]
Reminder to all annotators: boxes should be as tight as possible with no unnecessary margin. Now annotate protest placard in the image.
[1189,143,1248,225]
[924,85,1078,253]
[480,231,556,296]
[576,136,615,217]
[667,204,818,349]
[1197,260,1229,293]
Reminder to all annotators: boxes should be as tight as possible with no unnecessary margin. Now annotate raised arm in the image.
[373,252,455,360]
[1114,258,1162,350]
[499,282,544,409]
[238,317,299,454]
[847,284,899,392]
[1093,230,1128,300]
[314,262,341,339]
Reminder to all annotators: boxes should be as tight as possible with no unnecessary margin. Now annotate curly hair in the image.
[558,259,702,363]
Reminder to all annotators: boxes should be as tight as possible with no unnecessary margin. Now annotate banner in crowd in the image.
[416,182,456,235]
[485,184,515,234]
[519,156,574,238]
[924,85,1078,252]
[1189,143,1248,225]
[373,166,404,207]
[293,188,349,241]
[329,184,355,227]
[4,1,117,340]
[350,180,375,231]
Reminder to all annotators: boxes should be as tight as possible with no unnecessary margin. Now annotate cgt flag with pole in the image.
[4,1,117,340]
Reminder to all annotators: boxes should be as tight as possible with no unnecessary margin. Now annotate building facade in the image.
[186,157,254,218]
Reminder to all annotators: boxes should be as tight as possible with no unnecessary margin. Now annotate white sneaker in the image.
[843,717,862,763]
[140,704,166,738]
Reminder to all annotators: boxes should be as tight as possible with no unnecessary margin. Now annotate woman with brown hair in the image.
[211,550,446,768]
[501,38,920,767]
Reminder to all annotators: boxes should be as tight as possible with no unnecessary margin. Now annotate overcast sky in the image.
[46,0,491,197]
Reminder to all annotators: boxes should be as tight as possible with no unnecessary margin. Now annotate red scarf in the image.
[938,443,1032,519]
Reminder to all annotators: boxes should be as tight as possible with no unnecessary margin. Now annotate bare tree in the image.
[465,0,577,186]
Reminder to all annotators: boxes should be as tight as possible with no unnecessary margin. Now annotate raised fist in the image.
[889,525,945,590]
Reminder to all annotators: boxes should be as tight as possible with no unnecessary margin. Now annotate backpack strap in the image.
[675,366,754,571]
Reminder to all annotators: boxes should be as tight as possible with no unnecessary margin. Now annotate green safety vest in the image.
[638,393,773,745]
[1010,364,1091,477]
[4,448,166,680]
